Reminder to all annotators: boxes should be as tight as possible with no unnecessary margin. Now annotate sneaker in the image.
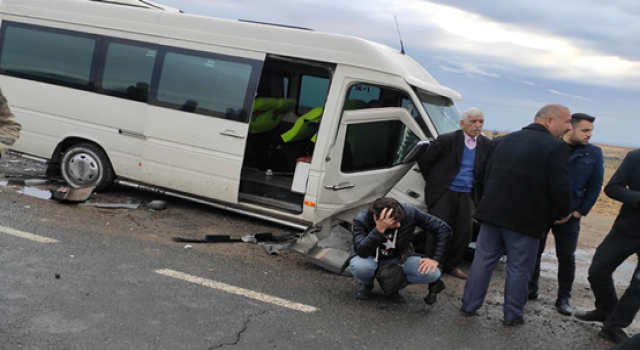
[599,327,630,344]
[355,283,373,300]
[424,279,446,305]
[385,291,407,304]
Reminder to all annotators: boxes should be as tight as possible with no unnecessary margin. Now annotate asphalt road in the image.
[0,183,619,350]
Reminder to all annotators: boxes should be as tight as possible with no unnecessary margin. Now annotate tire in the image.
[60,143,115,191]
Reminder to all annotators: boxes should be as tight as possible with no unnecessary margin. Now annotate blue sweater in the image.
[449,145,476,193]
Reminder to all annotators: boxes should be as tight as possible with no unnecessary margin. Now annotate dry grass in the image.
[482,131,636,218]
[590,144,631,218]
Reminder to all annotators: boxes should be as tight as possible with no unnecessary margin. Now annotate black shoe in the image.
[385,291,407,304]
[503,317,525,327]
[460,307,477,317]
[599,327,630,344]
[575,310,607,323]
[355,283,373,300]
[424,279,445,305]
[528,291,539,300]
[555,298,573,316]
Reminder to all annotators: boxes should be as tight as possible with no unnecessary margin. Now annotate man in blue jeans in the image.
[347,198,451,304]
[529,113,604,316]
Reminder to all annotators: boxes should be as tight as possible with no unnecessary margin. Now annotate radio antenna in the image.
[394,15,406,55]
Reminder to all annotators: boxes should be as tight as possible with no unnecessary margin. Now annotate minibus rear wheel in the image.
[60,143,115,191]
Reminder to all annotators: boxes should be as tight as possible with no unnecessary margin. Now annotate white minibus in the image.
[0,0,462,271]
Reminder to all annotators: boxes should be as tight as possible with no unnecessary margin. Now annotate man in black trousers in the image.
[529,113,604,316]
[418,107,491,279]
[575,149,640,344]
[461,104,572,326]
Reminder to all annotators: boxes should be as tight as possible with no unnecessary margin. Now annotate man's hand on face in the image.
[374,208,397,233]
[418,258,439,275]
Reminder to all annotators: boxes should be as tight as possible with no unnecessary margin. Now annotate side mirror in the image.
[402,141,430,164]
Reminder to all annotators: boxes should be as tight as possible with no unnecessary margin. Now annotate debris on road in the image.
[147,200,167,210]
[172,234,243,243]
[171,231,297,257]
[52,186,96,203]
[184,244,193,249]
[17,187,52,200]
[55,273,60,279]
[79,202,141,210]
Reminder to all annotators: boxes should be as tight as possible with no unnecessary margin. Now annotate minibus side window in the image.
[0,22,97,89]
[98,41,157,102]
[151,49,263,122]
[340,83,421,172]
[297,75,329,115]
[341,121,418,173]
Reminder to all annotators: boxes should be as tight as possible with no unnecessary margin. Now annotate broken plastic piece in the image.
[51,186,96,203]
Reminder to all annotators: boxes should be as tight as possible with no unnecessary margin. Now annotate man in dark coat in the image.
[461,104,572,326]
[418,107,491,279]
[348,198,451,304]
[529,113,604,316]
[575,149,640,344]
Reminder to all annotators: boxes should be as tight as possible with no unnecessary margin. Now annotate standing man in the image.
[417,107,491,279]
[575,149,640,344]
[461,104,572,326]
[529,113,604,316]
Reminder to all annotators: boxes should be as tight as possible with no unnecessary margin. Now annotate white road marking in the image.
[154,269,319,313]
[0,225,58,243]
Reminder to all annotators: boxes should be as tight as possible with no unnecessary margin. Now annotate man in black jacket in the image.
[461,104,572,326]
[575,149,640,344]
[529,113,604,316]
[418,107,491,279]
[348,198,452,304]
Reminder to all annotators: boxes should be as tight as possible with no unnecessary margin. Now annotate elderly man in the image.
[461,104,572,326]
[529,113,604,316]
[417,107,491,279]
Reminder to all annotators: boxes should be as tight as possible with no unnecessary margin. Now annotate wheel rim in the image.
[67,152,101,186]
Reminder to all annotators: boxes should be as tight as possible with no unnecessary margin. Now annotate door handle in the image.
[324,182,355,191]
[220,130,245,139]
[119,129,147,140]
[406,190,420,199]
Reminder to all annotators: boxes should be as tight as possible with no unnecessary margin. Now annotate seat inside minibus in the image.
[239,56,334,213]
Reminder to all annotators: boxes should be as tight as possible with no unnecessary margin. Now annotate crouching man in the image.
[346,198,452,304]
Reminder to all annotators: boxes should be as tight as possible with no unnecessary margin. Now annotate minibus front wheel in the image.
[60,143,115,191]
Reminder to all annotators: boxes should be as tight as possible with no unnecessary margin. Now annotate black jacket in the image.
[605,149,640,237]
[418,129,491,206]
[350,204,451,264]
[473,123,571,238]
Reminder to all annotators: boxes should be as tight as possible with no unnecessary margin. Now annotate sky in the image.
[156,0,640,147]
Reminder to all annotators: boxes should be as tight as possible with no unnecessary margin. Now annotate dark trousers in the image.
[614,334,640,350]
[427,190,473,271]
[529,217,581,299]
[462,223,540,321]
[588,230,640,329]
